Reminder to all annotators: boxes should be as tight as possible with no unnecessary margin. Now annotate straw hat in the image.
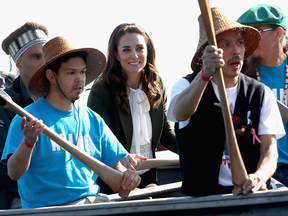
[191,7,261,73]
[28,36,106,97]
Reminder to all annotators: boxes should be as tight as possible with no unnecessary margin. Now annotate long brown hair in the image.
[100,23,161,113]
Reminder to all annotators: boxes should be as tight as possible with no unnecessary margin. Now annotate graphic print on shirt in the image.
[51,133,94,152]
[221,152,230,168]
[219,102,234,186]
[218,86,236,186]
[247,111,252,125]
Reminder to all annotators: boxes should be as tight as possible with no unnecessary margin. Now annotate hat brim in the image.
[191,25,261,73]
[29,48,106,97]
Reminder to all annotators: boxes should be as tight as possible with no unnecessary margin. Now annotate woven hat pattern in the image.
[2,22,48,62]
[28,36,106,97]
[191,7,261,73]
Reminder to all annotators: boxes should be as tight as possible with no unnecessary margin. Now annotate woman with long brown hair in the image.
[87,23,177,193]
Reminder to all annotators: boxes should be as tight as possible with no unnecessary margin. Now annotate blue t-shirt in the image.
[1,98,128,208]
[258,59,288,164]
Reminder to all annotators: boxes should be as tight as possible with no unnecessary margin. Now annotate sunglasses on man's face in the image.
[258,28,274,33]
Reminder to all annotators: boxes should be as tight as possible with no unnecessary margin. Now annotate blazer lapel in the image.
[118,106,133,151]
[118,100,164,153]
[150,101,164,152]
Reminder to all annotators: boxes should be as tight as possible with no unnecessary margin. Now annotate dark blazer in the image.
[87,77,177,191]
[87,77,177,156]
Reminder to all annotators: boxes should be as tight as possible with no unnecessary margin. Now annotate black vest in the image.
[175,73,265,196]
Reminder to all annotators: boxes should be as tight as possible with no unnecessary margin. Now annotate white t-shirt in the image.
[168,77,286,186]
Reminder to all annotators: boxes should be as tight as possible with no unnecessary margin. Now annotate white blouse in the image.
[127,86,153,175]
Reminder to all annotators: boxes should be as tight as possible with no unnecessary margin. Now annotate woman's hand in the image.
[120,154,147,170]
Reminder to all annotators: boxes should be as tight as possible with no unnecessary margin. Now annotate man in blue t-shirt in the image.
[238,4,288,186]
[1,36,141,208]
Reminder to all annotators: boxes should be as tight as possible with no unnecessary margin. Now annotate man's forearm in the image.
[255,134,278,182]
[112,161,127,173]
[7,140,33,180]
[172,74,208,121]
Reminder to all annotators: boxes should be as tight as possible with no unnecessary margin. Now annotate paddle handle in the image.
[0,89,130,198]
[198,0,248,195]
[135,158,179,171]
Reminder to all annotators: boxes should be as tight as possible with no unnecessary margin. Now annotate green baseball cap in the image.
[237,4,286,30]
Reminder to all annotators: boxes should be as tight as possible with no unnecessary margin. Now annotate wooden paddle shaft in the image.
[277,99,288,123]
[0,91,130,198]
[135,159,179,171]
[108,181,182,201]
[198,0,248,191]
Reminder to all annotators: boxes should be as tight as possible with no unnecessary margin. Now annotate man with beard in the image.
[238,4,288,187]
[168,7,285,196]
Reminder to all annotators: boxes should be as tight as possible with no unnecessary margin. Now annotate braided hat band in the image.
[9,29,47,62]
[2,22,48,62]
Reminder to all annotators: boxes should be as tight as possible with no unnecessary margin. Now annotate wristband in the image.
[199,70,211,81]
[23,138,34,148]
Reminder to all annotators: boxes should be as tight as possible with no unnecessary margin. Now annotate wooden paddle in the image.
[0,89,130,198]
[135,158,179,171]
[277,100,288,123]
[198,0,248,195]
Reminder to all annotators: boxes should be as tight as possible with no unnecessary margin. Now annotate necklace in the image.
[256,64,288,104]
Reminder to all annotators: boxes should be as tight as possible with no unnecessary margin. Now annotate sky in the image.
[0,0,287,103]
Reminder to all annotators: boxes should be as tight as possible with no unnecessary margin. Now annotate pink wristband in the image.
[23,138,34,148]
[199,70,211,81]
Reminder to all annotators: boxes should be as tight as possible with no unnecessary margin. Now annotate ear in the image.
[15,59,21,70]
[45,69,56,84]
[276,27,284,42]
